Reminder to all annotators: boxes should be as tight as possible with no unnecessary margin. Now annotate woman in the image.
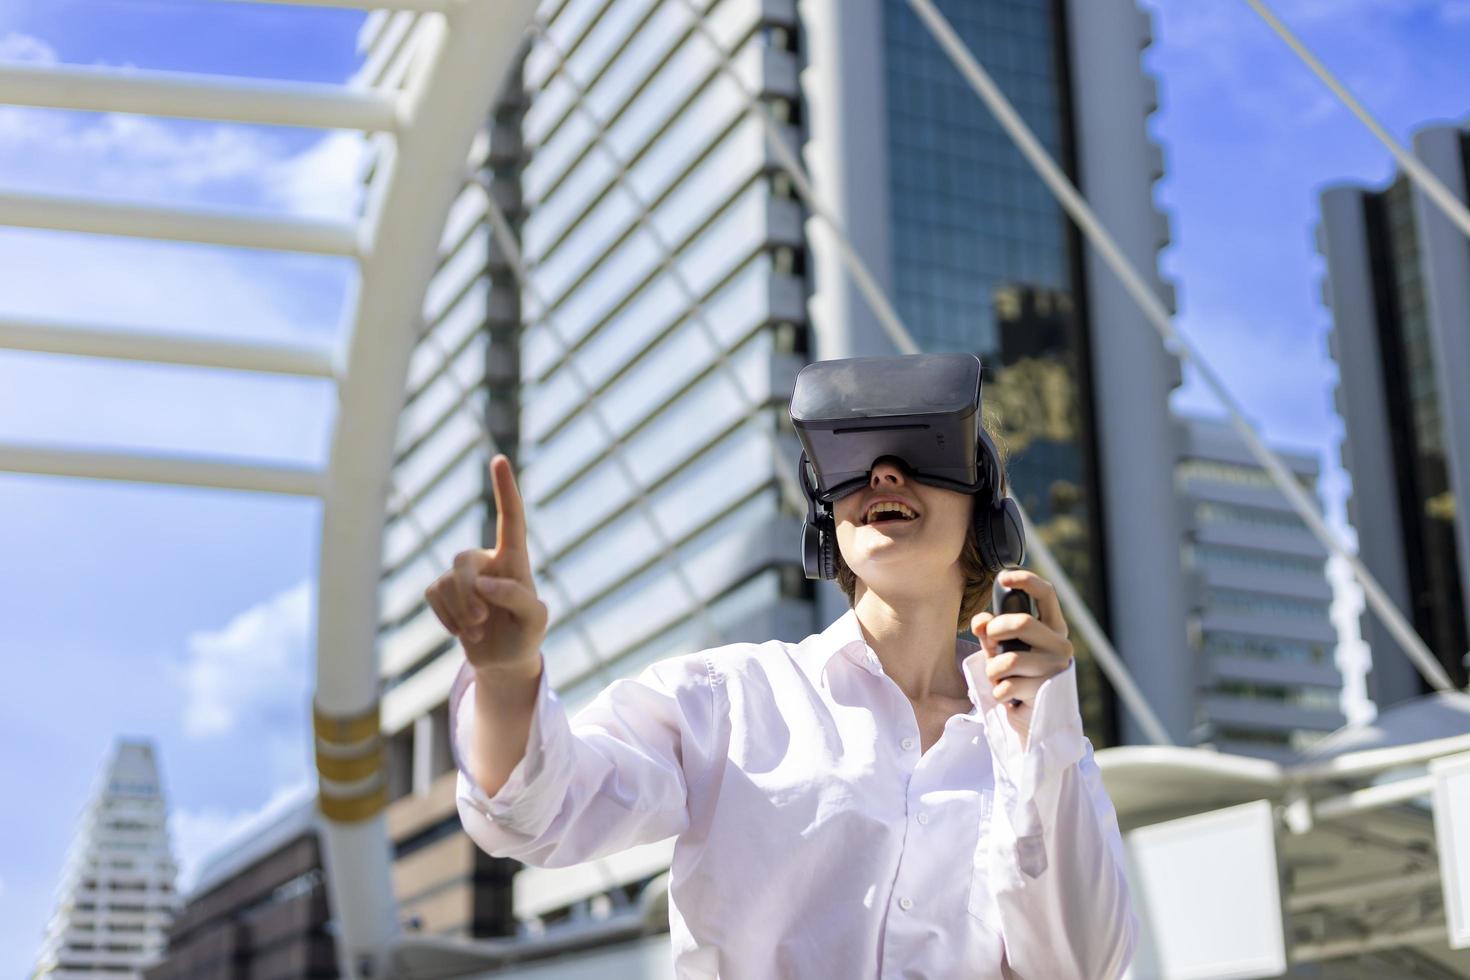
[426,448,1137,979]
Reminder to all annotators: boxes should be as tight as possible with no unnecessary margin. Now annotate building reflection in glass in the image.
[989,283,1113,745]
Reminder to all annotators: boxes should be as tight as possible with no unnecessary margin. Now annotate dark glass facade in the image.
[1362,172,1470,691]
[883,0,1114,744]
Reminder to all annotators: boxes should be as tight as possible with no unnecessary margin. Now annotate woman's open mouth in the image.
[863,501,920,527]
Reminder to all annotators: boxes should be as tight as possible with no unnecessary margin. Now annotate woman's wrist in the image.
[474,651,543,685]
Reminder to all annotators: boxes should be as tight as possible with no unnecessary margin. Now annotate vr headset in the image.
[789,352,1024,581]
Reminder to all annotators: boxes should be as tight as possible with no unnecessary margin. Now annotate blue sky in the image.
[2,0,1469,972]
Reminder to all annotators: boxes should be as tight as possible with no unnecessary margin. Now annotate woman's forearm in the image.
[467,653,545,798]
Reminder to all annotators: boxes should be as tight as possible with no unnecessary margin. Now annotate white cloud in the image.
[170,779,313,895]
[266,130,369,219]
[180,580,314,739]
[0,107,367,219]
[0,31,57,64]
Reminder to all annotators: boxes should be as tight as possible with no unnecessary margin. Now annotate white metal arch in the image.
[0,1,536,974]
[309,2,537,974]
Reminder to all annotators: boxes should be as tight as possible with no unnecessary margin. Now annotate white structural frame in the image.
[0,0,539,973]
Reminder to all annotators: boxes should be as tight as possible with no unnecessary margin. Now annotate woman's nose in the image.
[870,459,908,485]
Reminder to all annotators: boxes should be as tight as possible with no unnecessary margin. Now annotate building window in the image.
[1206,588,1329,620]
[1187,542,1326,577]
[1177,458,1314,492]
[1214,680,1340,713]
[1203,633,1328,665]
[1194,501,1307,530]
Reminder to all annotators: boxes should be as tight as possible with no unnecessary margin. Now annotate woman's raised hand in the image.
[969,568,1074,740]
[424,454,548,673]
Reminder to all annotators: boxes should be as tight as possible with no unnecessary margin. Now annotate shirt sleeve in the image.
[449,650,713,870]
[979,660,1140,980]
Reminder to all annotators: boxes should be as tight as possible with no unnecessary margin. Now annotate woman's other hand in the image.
[423,454,547,674]
[970,568,1074,742]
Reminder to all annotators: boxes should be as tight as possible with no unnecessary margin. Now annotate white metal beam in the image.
[1312,774,1435,821]
[1286,868,1441,913]
[0,318,336,378]
[1291,732,1470,783]
[0,62,401,132]
[0,445,325,495]
[1291,923,1450,963]
[0,191,360,256]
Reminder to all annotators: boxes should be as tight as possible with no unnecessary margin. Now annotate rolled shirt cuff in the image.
[449,654,570,836]
[983,659,1087,877]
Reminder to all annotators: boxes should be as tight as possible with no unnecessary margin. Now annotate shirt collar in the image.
[802,607,992,715]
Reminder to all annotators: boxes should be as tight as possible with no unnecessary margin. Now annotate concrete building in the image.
[1317,120,1470,710]
[369,0,1183,953]
[142,789,337,979]
[1174,414,1345,761]
[32,740,179,980]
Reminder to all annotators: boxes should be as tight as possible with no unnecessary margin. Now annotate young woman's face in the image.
[832,457,972,596]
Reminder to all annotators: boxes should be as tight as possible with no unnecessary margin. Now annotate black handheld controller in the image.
[991,578,1037,708]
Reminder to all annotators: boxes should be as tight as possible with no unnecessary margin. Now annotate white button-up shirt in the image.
[451,607,1138,979]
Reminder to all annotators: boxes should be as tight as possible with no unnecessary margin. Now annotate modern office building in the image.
[32,740,179,979]
[142,790,338,979]
[370,0,1184,952]
[1317,120,1470,710]
[1174,414,1345,760]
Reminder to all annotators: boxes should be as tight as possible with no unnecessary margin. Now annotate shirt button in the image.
[899,897,914,911]
[917,811,929,825]
[901,737,915,751]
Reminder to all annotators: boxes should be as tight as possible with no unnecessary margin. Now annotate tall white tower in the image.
[32,739,179,979]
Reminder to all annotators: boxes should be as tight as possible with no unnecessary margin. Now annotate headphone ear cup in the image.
[994,497,1025,568]
[972,502,1000,575]
[801,514,840,580]
[973,497,1026,574]
[821,521,836,580]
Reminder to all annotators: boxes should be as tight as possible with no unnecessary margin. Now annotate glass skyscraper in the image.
[1319,122,1470,709]
[882,0,1112,731]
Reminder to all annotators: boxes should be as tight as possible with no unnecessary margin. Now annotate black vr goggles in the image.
[789,352,1025,581]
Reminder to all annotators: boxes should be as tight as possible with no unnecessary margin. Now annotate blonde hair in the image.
[832,416,1011,635]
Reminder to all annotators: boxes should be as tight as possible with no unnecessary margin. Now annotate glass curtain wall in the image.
[882,0,1114,744]
[1363,175,1469,689]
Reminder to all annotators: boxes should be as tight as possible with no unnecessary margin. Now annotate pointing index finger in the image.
[490,454,529,564]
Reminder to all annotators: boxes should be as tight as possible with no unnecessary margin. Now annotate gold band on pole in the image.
[313,700,381,745]
[318,783,389,823]
[313,700,388,822]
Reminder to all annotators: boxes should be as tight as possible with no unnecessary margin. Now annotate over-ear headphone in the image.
[798,431,1025,582]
